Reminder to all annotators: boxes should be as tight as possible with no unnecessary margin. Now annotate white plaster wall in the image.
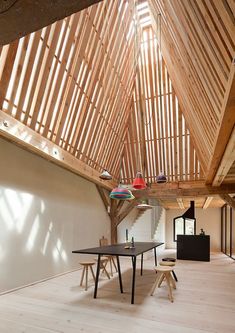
[0,138,110,293]
[117,207,139,243]
[153,207,166,247]
[165,208,221,251]
[129,210,152,241]
[117,205,166,259]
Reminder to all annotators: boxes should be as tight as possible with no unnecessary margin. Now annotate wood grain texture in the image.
[0,252,234,332]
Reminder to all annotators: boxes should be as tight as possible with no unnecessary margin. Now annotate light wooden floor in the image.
[0,251,235,333]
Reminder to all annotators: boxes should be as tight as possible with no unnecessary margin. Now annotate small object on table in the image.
[200,228,205,235]
[126,229,128,242]
[130,236,135,248]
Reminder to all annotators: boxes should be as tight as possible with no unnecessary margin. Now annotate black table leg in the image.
[116,255,123,293]
[131,256,136,304]
[154,247,157,266]
[94,254,101,299]
[140,253,143,276]
[172,270,178,282]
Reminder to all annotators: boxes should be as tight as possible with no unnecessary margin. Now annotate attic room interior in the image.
[0,0,234,332]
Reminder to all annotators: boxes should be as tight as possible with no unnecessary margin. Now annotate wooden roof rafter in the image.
[121,26,204,185]
[0,0,138,185]
[148,0,235,176]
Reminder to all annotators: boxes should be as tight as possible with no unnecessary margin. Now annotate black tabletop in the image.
[72,241,164,257]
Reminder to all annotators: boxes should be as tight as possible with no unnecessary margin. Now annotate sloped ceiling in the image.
[0,1,136,188]
[0,0,234,209]
[149,0,235,184]
[121,27,204,184]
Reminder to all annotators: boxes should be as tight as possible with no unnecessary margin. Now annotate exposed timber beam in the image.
[110,199,119,244]
[206,64,235,184]
[133,183,235,199]
[0,0,103,45]
[109,199,137,244]
[96,185,111,214]
[0,111,116,190]
[177,198,185,209]
[219,194,235,209]
[116,200,137,227]
[212,127,235,186]
[203,197,213,209]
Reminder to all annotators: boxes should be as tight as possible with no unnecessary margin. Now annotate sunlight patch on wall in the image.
[26,215,39,251]
[41,222,53,255]
[53,238,67,262]
[41,200,45,214]
[0,194,14,230]
[2,188,33,233]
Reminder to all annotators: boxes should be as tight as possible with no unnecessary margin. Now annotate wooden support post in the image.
[219,194,235,209]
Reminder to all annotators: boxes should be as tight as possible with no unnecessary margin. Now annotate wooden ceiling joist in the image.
[212,126,235,186]
[0,111,116,190]
[149,0,235,176]
[219,194,235,209]
[177,198,185,210]
[0,0,234,206]
[0,1,137,185]
[207,65,235,184]
[133,182,235,199]
[203,197,214,210]
[121,26,204,185]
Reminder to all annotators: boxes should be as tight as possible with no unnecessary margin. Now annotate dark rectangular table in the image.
[72,241,164,304]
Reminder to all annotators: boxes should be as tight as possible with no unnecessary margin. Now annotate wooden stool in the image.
[99,237,117,277]
[95,257,111,279]
[162,257,176,262]
[103,255,117,277]
[151,266,176,302]
[79,261,96,291]
[160,261,178,282]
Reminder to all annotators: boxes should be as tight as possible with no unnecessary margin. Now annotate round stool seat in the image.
[79,261,95,266]
[160,261,175,267]
[162,257,176,262]
[79,261,96,291]
[155,266,173,273]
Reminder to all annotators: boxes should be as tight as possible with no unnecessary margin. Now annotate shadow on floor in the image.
[70,267,157,306]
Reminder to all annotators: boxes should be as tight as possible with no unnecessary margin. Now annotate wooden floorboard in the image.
[0,251,235,333]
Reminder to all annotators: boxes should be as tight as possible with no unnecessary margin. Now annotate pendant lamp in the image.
[136,202,152,210]
[132,171,147,190]
[110,184,135,200]
[99,169,112,180]
[156,171,167,183]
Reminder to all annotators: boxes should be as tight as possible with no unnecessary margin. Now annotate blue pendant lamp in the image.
[110,184,135,200]
[156,171,167,183]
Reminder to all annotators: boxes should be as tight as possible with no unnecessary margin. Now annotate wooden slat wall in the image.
[121,27,204,184]
[148,0,235,174]
[0,0,137,181]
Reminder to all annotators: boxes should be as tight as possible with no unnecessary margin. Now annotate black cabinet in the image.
[177,235,210,261]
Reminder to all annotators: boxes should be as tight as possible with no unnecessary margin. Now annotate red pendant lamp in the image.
[132,171,147,190]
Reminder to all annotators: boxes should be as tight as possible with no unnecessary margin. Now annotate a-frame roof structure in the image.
[0,0,234,209]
